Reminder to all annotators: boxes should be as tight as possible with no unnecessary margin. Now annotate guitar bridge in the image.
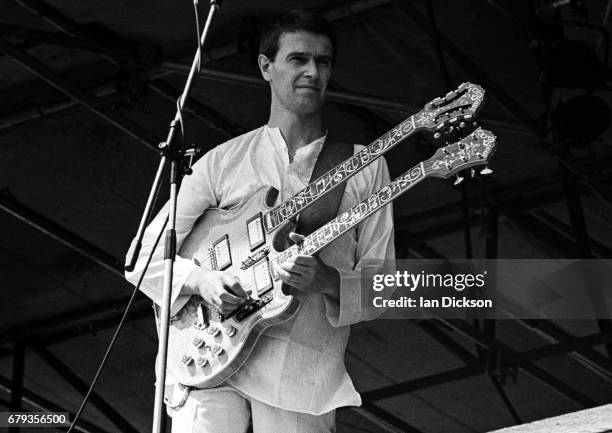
[234,292,274,322]
[240,247,270,270]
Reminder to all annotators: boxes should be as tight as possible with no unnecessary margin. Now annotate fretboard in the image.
[273,161,428,266]
[263,114,418,232]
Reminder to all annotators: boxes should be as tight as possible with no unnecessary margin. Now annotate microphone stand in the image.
[124,2,222,432]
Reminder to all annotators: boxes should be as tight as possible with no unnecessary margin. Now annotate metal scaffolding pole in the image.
[9,342,25,433]
[562,166,612,357]
[516,319,612,383]
[0,23,134,61]
[148,78,245,139]
[391,0,542,138]
[0,36,159,151]
[30,345,140,433]
[363,319,599,407]
[0,68,171,132]
[0,295,152,347]
[0,194,124,278]
[531,210,612,258]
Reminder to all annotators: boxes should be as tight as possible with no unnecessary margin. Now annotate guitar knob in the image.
[433,132,441,139]
[193,337,205,348]
[212,345,224,356]
[459,121,466,128]
[223,325,237,337]
[480,167,493,175]
[453,175,464,185]
[181,354,194,366]
[207,326,221,337]
[196,356,208,367]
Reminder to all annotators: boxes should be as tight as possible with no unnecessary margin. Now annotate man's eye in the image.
[290,57,306,63]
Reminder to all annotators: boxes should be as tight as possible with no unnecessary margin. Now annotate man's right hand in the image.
[184,268,248,316]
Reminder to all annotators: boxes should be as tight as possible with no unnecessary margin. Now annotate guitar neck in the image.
[272,127,496,265]
[263,114,420,232]
[273,161,428,266]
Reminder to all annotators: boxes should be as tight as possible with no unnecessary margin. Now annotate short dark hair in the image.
[258,10,337,63]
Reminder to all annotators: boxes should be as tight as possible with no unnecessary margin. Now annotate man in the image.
[126,10,395,433]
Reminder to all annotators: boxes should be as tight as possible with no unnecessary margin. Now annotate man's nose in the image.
[303,59,319,79]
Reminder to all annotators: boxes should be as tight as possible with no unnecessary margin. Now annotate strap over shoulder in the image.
[296,134,354,236]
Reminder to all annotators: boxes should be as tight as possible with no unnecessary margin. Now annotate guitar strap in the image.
[295,134,354,236]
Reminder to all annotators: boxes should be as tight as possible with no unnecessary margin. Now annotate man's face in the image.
[259,31,333,115]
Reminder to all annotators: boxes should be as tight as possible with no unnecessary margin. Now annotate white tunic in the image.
[125,125,395,415]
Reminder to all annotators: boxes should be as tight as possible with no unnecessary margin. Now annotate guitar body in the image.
[167,186,299,388]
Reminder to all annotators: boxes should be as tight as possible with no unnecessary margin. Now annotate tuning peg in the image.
[454,175,464,185]
[480,166,493,175]
[470,168,475,178]
[434,132,442,139]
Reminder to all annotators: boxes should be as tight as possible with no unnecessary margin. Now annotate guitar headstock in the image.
[414,82,485,131]
[427,128,496,179]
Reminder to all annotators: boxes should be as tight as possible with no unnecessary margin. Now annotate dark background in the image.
[1,1,611,432]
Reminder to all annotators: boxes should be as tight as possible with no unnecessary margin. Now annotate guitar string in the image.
[264,85,482,230]
[199,99,480,274]
[241,139,493,297]
[205,134,492,298]
[264,116,417,230]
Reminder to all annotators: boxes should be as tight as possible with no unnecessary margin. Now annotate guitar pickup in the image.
[252,258,273,296]
[211,234,232,270]
[246,213,266,251]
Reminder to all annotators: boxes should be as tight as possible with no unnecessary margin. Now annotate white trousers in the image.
[168,385,336,433]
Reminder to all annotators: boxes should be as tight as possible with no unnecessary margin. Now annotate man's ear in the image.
[258,54,272,82]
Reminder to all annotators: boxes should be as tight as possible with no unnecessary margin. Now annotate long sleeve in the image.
[124,147,221,316]
[324,155,396,327]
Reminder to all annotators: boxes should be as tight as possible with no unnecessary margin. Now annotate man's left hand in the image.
[276,232,340,295]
